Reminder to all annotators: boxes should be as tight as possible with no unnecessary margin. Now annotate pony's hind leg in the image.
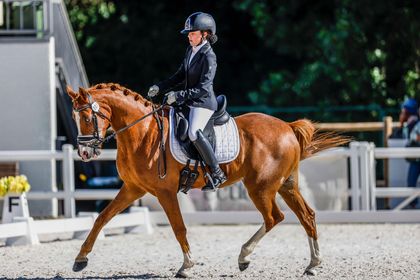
[238,186,284,271]
[73,184,144,272]
[278,171,322,275]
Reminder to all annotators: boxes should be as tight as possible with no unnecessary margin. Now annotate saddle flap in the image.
[169,108,240,165]
[177,117,189,142]
[172,107,215,160]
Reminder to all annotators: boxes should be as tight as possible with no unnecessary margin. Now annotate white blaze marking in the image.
[74,111,82,134]
[74,110,103,139]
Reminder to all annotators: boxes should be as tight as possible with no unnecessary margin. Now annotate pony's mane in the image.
[89,83,152,107]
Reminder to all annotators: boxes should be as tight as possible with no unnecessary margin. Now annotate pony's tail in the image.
[289,119,350,161]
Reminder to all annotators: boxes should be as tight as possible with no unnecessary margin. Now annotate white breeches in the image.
[188,107,215,141]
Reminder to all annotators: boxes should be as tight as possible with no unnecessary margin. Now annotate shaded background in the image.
[65,0,419,124]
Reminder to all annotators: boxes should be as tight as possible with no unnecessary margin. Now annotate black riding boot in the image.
[193,130,227,192]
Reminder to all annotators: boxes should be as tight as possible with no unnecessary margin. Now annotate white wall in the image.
[0,38,57,216]
[387,139,413,208]
[299,155,348,210]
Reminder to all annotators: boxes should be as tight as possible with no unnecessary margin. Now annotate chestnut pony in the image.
[67,83,348,277]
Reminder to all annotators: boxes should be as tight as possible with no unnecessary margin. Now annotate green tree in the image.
[64,0,267,106]
[65,0,420,121]
[234,0,419,120]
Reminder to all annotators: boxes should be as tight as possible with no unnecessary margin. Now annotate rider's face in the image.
[188,31,205,47]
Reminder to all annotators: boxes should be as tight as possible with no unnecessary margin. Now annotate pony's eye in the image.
[85,117,91,123]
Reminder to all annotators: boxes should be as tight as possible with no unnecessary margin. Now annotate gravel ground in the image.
[1,224,419,279]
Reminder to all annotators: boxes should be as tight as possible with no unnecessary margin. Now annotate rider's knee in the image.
[188,127,198,142]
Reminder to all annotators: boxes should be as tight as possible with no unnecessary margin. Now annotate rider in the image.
[147,12,226,192]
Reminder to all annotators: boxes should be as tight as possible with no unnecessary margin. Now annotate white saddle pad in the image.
[169,108,240,165]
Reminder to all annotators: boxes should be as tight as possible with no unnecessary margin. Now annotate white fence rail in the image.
[0,145,119,218]
[1,143,420,221]
[149,210,420,225]
[348,142,420,211]
[0,207,153,246]
[367,145,420,211]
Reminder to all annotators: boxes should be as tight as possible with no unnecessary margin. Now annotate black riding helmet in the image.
[180,12,218,44]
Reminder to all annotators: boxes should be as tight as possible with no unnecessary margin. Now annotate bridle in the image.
[73,94,111,152]
[73,93,167,178]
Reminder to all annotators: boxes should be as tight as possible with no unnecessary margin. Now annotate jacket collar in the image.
[188,42,211,68]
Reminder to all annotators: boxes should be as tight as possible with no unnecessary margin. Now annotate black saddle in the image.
[173,95,230,160]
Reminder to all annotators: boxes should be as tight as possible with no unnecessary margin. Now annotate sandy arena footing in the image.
[1,224,419,279]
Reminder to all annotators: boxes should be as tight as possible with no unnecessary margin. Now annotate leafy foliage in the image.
[234,0,420,113]
[64,0,420,121]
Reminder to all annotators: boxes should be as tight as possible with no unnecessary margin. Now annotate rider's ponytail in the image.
[202,30,218,45]
[208,33,218,45]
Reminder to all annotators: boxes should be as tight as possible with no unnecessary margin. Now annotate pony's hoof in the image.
[238,261,250,271]
[175,271,189,278]
[72,258,88,272]
[304,268,317,276]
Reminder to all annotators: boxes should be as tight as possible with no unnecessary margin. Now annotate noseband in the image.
[73,93,111,150]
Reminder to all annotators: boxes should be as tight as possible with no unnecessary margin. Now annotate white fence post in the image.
[126,206,154,234]
[359,142,371,211]
[63,144,76,218]
[368,142,377,210]
[6,217,40,246]
[350,142,361,210]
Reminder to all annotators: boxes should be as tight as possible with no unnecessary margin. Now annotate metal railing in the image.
[0,0,52,37]
[53,1,89,88]
[0,0,89,88]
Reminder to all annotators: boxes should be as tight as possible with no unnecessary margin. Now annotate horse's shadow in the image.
[5,274,168,280]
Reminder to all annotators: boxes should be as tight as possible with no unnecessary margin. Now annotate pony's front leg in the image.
[157,190,195,278]
[73,184,144,272]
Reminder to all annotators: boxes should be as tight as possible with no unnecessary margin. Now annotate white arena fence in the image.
[0,143,419,216]
[0,206,153,246]
[1,142,420,246]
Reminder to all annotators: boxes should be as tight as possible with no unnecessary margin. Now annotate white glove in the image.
[147,85,159,97]
[166,91,177,105]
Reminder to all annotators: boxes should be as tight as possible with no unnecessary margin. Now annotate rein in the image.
[152,103,167,179]
[103,105,164,143]
[74,93,167,178]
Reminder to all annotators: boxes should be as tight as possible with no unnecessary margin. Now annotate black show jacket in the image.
[157,42,218,111]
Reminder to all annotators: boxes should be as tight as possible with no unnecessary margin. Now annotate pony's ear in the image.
[78,87,90,103]
[78,87,89,96]
[66,85,78,100]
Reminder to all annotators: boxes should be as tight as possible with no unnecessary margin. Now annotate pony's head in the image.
[66,86,111,162]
